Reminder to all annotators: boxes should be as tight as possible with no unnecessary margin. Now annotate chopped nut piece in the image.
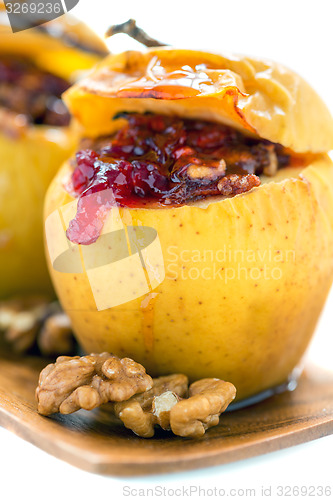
[170,378,236,438]
[263,146,278,176]
[36,353,153,416]
[114,374,188,437]
[187,159,226,180]
[217,173,260,196]
[0,297,74,355]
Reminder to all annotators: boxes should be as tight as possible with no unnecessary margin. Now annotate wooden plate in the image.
[0,345,332,476]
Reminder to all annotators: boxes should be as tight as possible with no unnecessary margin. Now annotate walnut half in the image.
[0,297,74,355]
[113,374,188,437]
[35,352,237,439]
[113,375,236,438]
[36,353,153,416]
[170,378,236,438]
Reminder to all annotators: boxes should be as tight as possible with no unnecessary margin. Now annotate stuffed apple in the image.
[0,9,107,297]
[44,48,333,401]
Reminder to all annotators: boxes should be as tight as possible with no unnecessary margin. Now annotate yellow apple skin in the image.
[0,128,76,297]
[0,16,107,298]
[44,157,333,400]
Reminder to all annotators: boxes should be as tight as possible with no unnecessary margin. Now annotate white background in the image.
[1,0,333,498]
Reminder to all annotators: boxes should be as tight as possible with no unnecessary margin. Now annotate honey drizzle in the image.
[140,291,158,354]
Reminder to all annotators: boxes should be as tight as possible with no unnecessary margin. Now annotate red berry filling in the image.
[66,114,290,244]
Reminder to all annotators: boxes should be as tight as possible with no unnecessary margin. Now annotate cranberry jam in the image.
[0,56,70,126]
[67,113,290,244]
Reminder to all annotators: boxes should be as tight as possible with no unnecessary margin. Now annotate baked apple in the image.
[0,9,107,297]
[44,48,333,401]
